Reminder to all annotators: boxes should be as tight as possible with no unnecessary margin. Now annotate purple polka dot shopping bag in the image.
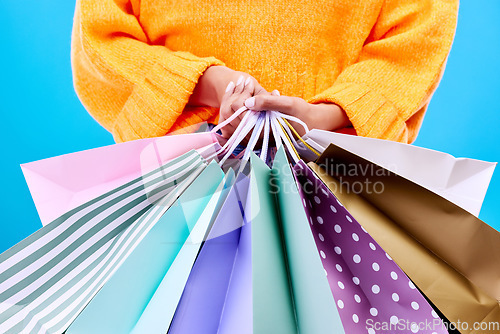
[293,160,447,334]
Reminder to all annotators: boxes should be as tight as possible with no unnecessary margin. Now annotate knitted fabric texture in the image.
[71,0,459,143]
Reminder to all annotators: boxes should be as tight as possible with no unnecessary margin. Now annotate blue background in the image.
[0,1,498,252]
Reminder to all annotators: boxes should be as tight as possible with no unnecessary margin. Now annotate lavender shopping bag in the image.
[168,173,251,334]
[170,148,344,334]
[293,161,448,334]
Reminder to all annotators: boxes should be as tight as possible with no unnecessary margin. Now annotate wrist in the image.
[191,65,234,107]
[308,103,351,131]
[204,65,235,107]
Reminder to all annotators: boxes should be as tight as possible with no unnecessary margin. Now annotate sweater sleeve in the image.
[71,0,224,142]
[307,0,459,143]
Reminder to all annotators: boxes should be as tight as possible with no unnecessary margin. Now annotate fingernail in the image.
[244,97,255,109]
[244,77,252,87]
[272,89,280,96]
[236,75,244,86]
[225,81,235,93]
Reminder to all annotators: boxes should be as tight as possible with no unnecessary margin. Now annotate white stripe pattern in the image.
[0,151,205,334]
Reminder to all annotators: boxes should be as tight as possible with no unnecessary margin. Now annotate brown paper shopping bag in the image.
[309,143,500,334]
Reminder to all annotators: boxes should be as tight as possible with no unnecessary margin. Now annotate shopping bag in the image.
[6,102,497,334]
[293,160,447,334]
[129,169,235,334]
[170,148,344,334]
[218,149,344,333]
[66,161,228,334]
[303,129,496,216]
[247,150,296,333]
[21,132,217,225]
[0,150,206,334]
[310,143,500,333]
[215,183,252,334]
[168,173,250,334]
[269,147,344,334]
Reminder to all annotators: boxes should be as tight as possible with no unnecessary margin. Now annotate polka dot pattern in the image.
[293,161,447,334]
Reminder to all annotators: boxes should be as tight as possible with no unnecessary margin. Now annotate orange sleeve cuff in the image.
[113,53,224,142]
[307,82,409,143]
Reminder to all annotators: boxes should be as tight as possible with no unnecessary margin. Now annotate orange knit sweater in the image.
[71,0,458,143]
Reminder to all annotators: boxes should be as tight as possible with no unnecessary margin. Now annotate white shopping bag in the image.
[302,129,496,216]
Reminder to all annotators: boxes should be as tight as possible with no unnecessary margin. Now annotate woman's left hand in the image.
[244,94,351,136]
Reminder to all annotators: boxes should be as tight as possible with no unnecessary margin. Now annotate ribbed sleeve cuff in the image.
[307,82,408,143]
[112,53,224,142]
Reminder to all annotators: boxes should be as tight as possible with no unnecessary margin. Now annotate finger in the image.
[241,85,272,143]
[220,122,236,139]
[219,89,240,139]
[219,98,239,139]
[231,78,254,113]
[244,76,254,92]
[219,76,246,130]
[224,76,270,142]
[244,95,300,115]
[223,81,235,98]
[219,79,244,126]
[233,75,247,94]
[219,97,233,126]
[218,81,236,120]
[219,81,236,110]
[235,79,253,123]
[239,78,270,114]
[228,78,255,132]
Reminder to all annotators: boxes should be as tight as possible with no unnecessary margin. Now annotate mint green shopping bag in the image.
[248,148,344,334]
[271,148,344,334]
[165,148,344,334]
[129,169,234,334]
[66,161,226,334]
[249,150,296,334]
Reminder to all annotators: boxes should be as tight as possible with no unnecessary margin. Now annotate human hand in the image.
[188,66,269,139]
[243,94,351,136]
[218,74,277,139]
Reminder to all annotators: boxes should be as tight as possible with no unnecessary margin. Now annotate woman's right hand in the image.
[189,66,269,139]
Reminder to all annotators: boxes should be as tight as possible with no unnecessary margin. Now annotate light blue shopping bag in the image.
[66,161,226,334]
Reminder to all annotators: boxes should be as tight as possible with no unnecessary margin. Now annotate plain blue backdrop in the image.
[0,1,499,252]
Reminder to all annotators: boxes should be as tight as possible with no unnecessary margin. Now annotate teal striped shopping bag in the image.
[0,150,206,334]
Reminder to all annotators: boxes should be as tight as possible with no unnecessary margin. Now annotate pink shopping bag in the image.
[21,132,216,225]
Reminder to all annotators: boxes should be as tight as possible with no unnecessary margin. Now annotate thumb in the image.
[244,94,299,116]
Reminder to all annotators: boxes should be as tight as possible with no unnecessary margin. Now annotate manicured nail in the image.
[272,89,280,96]
[244,77,252,87]
[236,75,244,86]
[225,81,235,93]
[245,97,255,109]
